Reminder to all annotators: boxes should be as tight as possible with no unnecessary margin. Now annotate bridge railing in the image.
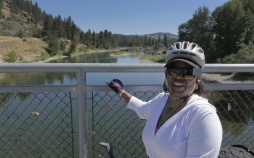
[0,63,253,158]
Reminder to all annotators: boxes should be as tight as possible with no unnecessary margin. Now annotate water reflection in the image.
[0,52,144,86]
[49,52,118,63]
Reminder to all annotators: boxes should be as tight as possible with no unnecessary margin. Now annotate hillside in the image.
[0,36,48,62]
[0,1,36,36]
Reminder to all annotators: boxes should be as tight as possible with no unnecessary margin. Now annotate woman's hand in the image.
[106,79,123,94]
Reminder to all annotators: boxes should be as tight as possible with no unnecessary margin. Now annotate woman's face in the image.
[166,61,197,99]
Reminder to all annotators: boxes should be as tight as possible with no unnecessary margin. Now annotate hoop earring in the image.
[195,84,198,89]
[195,79,200,89]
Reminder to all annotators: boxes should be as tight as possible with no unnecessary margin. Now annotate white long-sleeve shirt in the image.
[127,92,222,158]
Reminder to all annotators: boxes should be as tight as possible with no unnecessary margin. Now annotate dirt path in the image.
[202,73,235,83]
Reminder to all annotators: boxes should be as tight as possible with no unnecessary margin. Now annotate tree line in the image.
[0,0,254,64]
[178,0,254,63]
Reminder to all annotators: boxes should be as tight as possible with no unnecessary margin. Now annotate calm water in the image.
[0,52,165,86]
[50,52,165,86]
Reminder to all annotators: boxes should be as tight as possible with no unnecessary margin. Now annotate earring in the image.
[196,79,201,89]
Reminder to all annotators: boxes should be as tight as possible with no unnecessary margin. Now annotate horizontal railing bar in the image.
[204,64,254,72]
[0,63,254,73]
[205,82,254,90]
[0,85,77,92]
[0,83,253,93]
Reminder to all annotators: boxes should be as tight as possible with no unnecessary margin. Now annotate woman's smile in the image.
[172,81,186,90]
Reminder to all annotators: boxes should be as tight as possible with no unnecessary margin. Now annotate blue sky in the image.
[31,0,229,35]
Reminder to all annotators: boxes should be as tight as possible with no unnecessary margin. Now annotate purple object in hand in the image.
[107,79,123,93]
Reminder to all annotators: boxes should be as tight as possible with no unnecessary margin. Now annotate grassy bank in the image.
[0,36,164,64]
[140,53,165,63]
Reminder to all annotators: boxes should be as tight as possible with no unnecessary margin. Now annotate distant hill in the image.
[145,32,178,40]
[115,32,178,40]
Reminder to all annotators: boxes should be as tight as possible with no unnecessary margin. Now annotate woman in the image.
[107,41,223,158]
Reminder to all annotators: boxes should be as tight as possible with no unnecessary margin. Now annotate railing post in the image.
[77,69,87,158]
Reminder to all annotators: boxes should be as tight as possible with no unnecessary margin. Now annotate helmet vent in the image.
[180,52,188,55]
[175,43,180,49]
[183,42,188,49]
[191,44,197,49]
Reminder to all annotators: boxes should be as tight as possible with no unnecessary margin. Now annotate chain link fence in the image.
[0,91,75,158]
[1,88,253,158]
[87,90,160,158]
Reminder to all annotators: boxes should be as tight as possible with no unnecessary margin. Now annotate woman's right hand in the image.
[106,79,123,94]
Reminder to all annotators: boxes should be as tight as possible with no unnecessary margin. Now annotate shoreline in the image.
[34,48,123,63]
[35,48,157,64]
[32,50,252,83]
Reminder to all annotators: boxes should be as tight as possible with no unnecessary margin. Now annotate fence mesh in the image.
[88,89,254,158]
[0,92,74,158]
[0,88,253,158]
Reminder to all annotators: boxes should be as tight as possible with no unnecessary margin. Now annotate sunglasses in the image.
[166,68,195,79]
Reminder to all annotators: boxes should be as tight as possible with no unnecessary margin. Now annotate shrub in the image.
[5,51,20,62]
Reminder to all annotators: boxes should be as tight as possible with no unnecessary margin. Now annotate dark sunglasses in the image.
[166,68,195,79]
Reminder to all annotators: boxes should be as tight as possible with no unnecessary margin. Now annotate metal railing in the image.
[0,63,253,158]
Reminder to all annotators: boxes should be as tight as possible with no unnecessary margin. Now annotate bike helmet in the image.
[165,41,205,70]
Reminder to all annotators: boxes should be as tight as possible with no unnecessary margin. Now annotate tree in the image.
[47,38,60,56]
[65,16,72,39]
[32,2,42,24]
[212,0,252,59]
[98,31,104,48]
[69,40,77,53]
[241,0,254,44]
[53,15,64,37]
[42,14,54,36]
[92,31,97,48]
[163,34,169,48]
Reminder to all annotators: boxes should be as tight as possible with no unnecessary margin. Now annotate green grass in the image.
[140,53,165,63]
[112,51,139,55]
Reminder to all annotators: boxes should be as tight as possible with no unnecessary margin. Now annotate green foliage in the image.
[5,50,22,62]
[141,53,165,63]
[47,38,60,56]
[212,0,253,59]
[217,42,254,80]
[60,41,66,51]
[177,0,254,63]
[217,42,254,63]
[69,39,77,53]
